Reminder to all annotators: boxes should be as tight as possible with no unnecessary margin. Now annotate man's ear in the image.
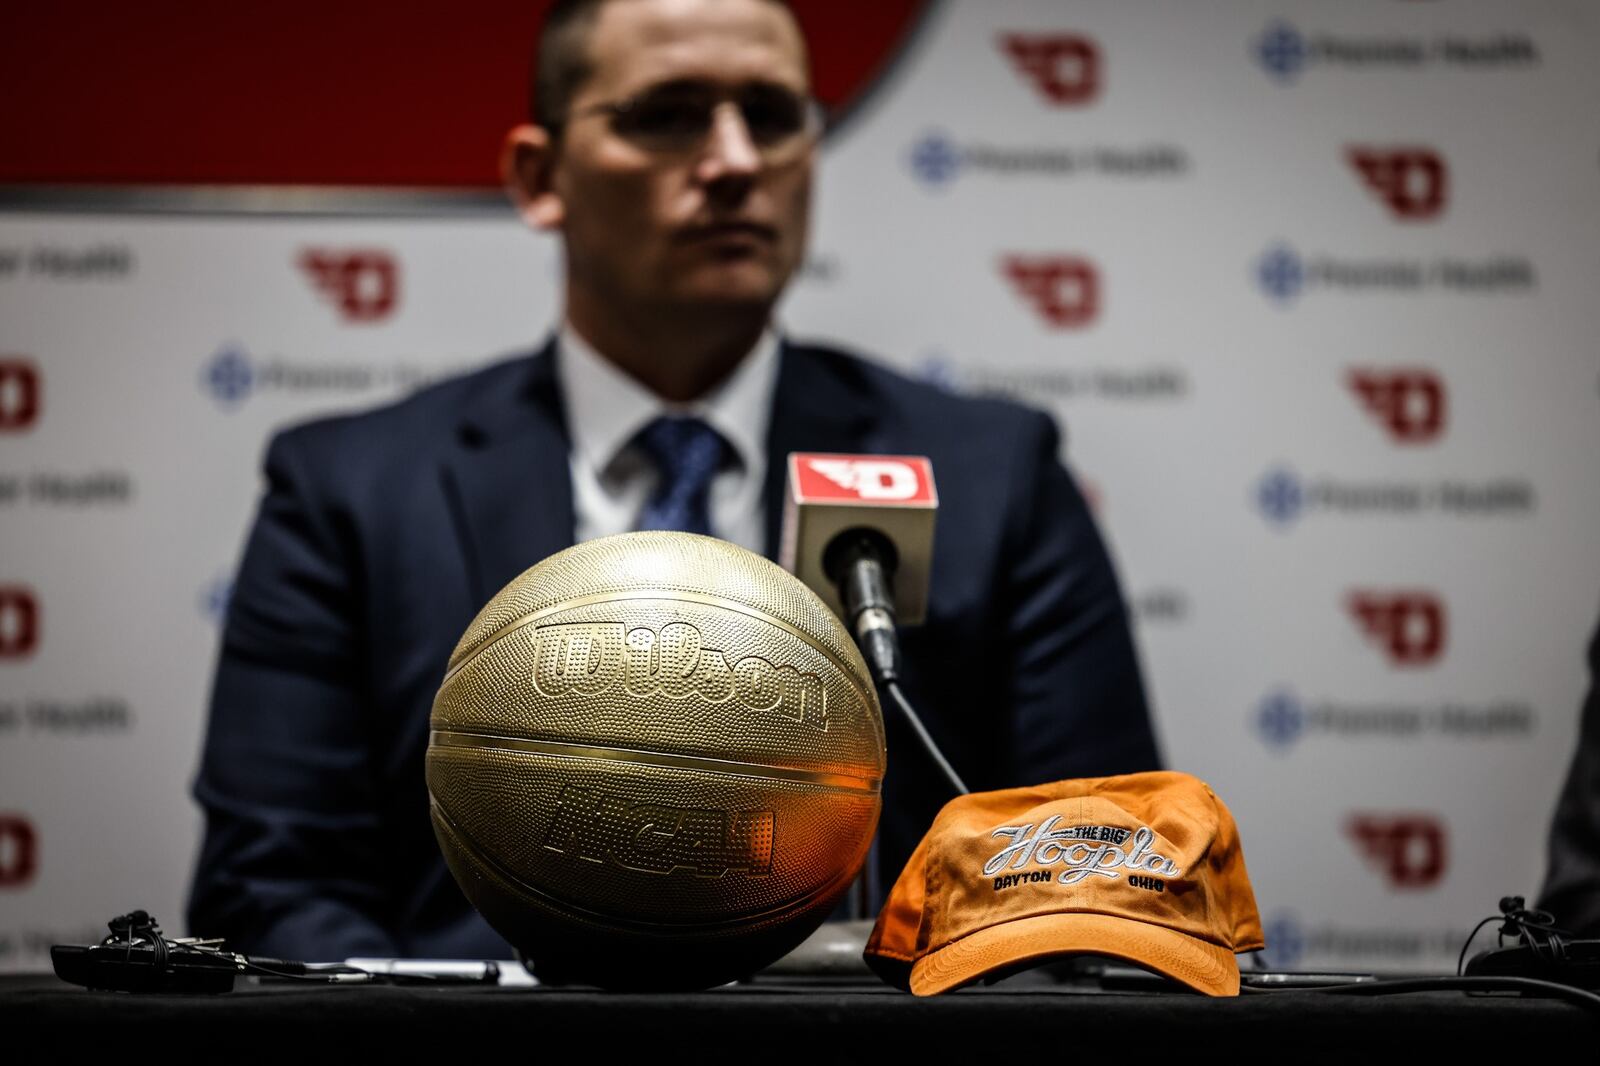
[501,124,565,231]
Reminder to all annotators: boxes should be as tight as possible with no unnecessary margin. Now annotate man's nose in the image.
[696,101,762,182]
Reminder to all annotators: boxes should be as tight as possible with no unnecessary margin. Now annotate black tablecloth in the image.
[4,972,1597,1057]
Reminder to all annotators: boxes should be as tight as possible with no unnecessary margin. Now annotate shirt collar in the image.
[556,321,780,484]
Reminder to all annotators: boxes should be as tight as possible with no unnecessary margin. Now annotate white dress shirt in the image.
[556,322,781,556]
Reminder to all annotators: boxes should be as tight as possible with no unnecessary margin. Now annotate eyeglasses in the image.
[561,82,825,162]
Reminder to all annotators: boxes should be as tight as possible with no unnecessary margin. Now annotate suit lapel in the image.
[440,339,576,606]
[762,341,878,559]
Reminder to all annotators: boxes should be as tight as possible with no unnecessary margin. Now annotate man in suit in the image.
[187,0,1161,961]
[1538,615,1600,936]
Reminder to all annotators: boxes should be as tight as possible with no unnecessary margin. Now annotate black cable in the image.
[1243,975,1600,1016]
[885,679,969,796]
[1457,914,1504,976]
[162,940,379,983]
[1458,897,1573,977]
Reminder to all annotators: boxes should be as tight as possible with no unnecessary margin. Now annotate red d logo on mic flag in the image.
[783,454,938,627]
[795,456,936,505]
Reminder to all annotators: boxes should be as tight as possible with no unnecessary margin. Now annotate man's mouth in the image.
[678,220,778,243]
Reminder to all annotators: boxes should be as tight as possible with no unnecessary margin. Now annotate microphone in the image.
[823,527,903,683]
[779,454,937,679]
[780,453,967,797]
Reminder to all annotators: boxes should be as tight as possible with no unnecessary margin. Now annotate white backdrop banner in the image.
[3,0,1599,975]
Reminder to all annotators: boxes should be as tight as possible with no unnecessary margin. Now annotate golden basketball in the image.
[426,531,886,989]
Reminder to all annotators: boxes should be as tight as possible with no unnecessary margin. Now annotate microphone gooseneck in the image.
[823,526,969,797]
[823,527,902,684]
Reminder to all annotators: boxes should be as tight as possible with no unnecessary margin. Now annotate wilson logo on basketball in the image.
[298,248,399,322]
[0,359,41,432]
[1347,369,1446,444]
[999,33,1102,105]
[0,815,37,888]
[1346,814,1448,890]
[1002,256,1100,328]
[532,621,827,731]
[1346,147,1448,221]
[1348,591,1447,667]
[542,787,774,876]
[0,587,39,660]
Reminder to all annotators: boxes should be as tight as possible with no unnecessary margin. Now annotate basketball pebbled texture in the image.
[427,531,886,989]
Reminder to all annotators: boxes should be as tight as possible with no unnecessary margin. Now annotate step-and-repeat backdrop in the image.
[4,0,1599,974]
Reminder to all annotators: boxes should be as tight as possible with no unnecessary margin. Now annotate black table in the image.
[4,971,1596,1058]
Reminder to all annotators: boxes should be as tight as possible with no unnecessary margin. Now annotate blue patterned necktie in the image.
[633,415,729,537]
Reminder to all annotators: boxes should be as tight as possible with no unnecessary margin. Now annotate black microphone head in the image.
[822,527,899,586]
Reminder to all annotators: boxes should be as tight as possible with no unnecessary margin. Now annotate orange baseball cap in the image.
[863,771,1265,996]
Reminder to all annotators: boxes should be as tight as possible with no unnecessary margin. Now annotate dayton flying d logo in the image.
[1346,147,1448,221]
[1348,591,1447,667]
[0,814,37,888]
[0,360,40,432]
[1347,369,1446,444]
[792,455,936,507]
[999,34,1102,105]
[1346,813,1448,890]
[298,248,399,322]
[1002,256,1100,328]
[0,587,39,660]
[807,458,922,501]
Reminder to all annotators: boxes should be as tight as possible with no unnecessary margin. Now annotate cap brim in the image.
[909,911,1241,997]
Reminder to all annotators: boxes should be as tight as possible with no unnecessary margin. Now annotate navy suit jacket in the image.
[1538,614,1600,936]
[188,339,1161,960]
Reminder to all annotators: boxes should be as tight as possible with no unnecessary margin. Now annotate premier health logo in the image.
[1255,689,1305,753]
[1260,464,1536,528]
[1256,467,1304,527]
[199,344,438,409]
[1254,242,1534,304]
[906,131,1188,191]
[202,345,255,408]
[915,353,962,393]
[200,576,233,625]
[1254,465,1533,529]
[913,352,1187,406]
[1253,20,1539,82]
[1256,245,1305,304]
[1260,912,1307,969]
[1255,22,1308,83]
[909,132,963,187]
[1252,687,1534,754]
[1261,909,1469,969]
